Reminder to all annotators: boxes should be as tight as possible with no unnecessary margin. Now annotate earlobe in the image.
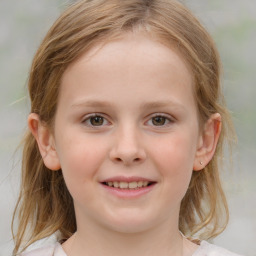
[28,113,61,171]
[193,113,222,171]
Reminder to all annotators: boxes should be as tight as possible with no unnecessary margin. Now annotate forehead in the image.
[59,32,195,111]
[63,32,193,84]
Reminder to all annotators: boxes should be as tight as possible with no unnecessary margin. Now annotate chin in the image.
[108,222,153,234]
[102,209,160,234]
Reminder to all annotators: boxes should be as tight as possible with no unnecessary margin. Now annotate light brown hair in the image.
[12,0,235,254]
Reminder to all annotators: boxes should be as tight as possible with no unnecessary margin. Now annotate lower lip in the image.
[101,183,156,199]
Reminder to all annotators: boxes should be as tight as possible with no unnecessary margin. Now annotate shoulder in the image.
[193,240,244,256]
[20,242,66,256]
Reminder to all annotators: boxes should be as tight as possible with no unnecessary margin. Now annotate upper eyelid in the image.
[148,113,175,121]
[81,113,111,125]
[144,113,176,127]
[151,113,171,117]
[82,112,108,120]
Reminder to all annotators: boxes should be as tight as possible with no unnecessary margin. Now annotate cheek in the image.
[153,133,196,167]
[149,132,198,192]
[55,136,107,191]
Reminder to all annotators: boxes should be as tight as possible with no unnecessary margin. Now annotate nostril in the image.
[114,157,141,163]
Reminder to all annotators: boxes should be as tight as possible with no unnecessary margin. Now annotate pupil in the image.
[90,116,103,126]
[152,116,165,126]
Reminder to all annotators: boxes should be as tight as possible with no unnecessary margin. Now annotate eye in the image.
[89,116,104,126]
[152,116,167,126]
[82,114,110,127]
[146,114,173,127]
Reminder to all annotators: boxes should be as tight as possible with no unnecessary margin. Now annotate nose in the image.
[109,125,146,166]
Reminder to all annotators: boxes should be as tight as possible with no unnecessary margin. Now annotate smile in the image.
[100,177,157,198]
[102,181,154,189]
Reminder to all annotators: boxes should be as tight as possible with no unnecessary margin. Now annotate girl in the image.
[12,0,241,255]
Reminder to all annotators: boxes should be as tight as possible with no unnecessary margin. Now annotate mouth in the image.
[101,181,156,190]
[100,176,157,198]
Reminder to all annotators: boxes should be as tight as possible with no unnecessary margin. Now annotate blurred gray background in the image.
[0,0,255,255]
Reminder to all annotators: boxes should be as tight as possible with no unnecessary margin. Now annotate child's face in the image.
[46,33,205,233]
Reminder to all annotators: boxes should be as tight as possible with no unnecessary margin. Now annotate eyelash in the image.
[145,114,174,127]
[81,113,174,128]
[82,113,111,127]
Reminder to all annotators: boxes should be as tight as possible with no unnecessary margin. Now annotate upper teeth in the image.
[106,181,149,189]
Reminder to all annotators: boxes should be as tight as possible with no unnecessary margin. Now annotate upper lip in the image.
[100,176,156,183]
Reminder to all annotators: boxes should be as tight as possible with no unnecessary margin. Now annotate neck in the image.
[63,219,184,256]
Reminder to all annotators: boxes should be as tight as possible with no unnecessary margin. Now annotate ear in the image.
[28,113,61,171]
[193,113,222,171]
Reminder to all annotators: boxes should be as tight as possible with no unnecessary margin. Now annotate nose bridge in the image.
[109,122,146,165]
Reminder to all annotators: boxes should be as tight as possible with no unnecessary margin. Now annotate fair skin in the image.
[29,33,221,256]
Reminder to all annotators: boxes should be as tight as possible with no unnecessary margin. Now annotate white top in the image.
[21,241,243,256]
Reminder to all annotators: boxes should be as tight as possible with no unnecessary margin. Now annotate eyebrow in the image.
[139,100,185,110]
[71,99,185,111]
[71,100,113,108]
